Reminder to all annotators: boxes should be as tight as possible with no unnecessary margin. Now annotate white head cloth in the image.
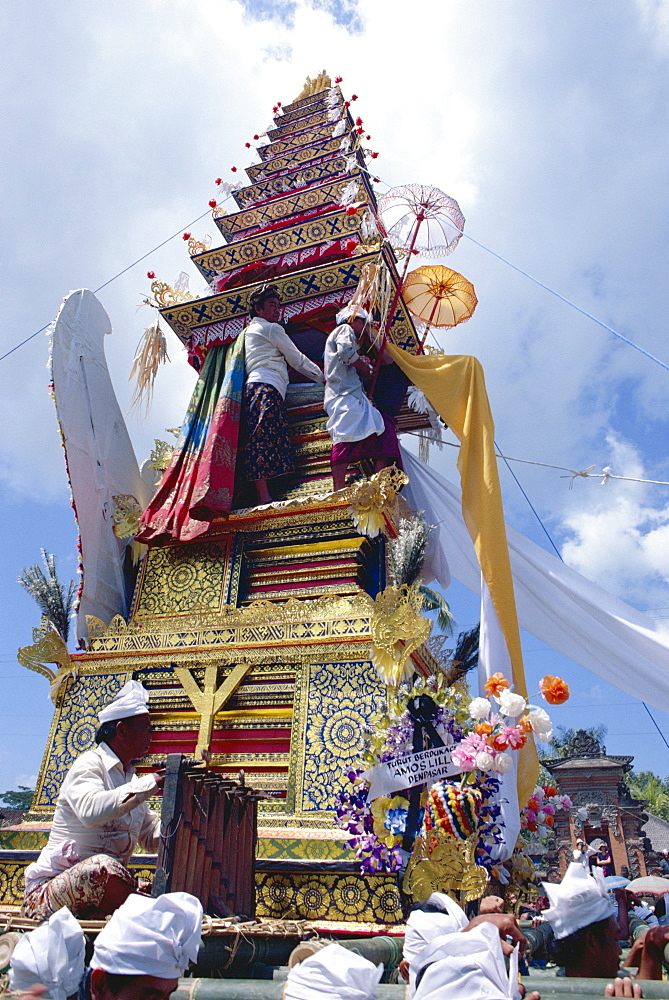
[9,906,85,1000]
[404,893,469,993]
[98,680,150,724]
[90,892,203,978]
[542,861,615,940]
[413,921,520,1000]
[284,942,383,1000]
[336,304,371,326]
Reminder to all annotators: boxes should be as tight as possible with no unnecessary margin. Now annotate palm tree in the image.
[18,549,76,643]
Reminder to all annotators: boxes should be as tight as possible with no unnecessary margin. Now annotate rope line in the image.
[0,209,211,364]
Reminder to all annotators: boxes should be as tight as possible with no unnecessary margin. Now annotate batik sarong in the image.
[22,854,138,920]
[243,382,295,480]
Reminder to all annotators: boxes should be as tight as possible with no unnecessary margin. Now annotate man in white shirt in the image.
[22,681,163,921]
[324,305,402,490]
[243,284,324,504]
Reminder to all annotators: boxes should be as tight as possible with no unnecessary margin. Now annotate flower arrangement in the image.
[521,784,572,838]
[335,670,571,878]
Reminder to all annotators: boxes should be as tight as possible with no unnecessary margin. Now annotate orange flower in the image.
[484,672,510,698]
[489,732,510,751]
[475,721,493,736]
[539,675,570,705]
[544,814,555,827]
[517,715,533,734]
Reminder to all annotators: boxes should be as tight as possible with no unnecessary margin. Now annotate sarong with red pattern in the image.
[22,854,138,921]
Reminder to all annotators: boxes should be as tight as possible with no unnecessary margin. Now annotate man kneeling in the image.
[23,681,163,920]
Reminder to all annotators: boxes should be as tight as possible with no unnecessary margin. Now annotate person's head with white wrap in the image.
[95,680,153,769]
[543,862,620,978]
[87,892,203,1000]
[412,920,535,1000]
[283,942,382,999]
[335,304,371,328]
[400,892,468,991]
[9,906,85,1000]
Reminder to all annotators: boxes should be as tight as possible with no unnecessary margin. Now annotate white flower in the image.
[528,707,553,737]
[497,689,527,718]
[537,811,546,823]
[475,750,495,771]
[469,697,491,720]
[493,752,513,773]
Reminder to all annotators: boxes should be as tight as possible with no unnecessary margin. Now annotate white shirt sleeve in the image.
[64,764,159,828]
[266,323,324,383]
[333,325,360,365]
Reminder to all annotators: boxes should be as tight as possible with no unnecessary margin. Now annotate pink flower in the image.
[451,744,477,771]
[525,808,537,822]
[561,795,572,810]
[502,724,527,749]
[542,802,556,816]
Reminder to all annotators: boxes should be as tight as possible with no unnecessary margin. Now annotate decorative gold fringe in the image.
[347,255,393,334]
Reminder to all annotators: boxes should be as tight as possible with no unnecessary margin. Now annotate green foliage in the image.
[0,786,34,810]
[627,770,669,821]
[538,724,609,759]
[419,585,455,634]
[451,623,480,673]
[17,549,76,643]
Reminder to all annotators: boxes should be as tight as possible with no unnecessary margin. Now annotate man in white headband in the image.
[82,892,203,1000]
[9,906,85,1000]
[23,681,163,922]
[284,942,383,1000]
[324,304,403,490]
[400,892,469,993]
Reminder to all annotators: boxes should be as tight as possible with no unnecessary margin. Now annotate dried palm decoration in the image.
[128,319,170,417]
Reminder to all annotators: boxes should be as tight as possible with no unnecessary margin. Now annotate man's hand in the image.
[479,895,505,914]
[464,913,527,955]
[624,924,669,981]
[604,977,643,997]
[153,768,166,790]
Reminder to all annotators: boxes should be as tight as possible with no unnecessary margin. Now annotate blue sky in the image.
[2,0,669,794]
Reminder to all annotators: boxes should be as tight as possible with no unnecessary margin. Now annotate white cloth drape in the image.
[402,447,669,713]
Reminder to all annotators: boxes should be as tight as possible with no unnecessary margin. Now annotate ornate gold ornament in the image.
[17,618,75,704]
[149,278,193,308]
[186,236,210,256]
[111,494,148,566]
[147,439,175,472]
[370,583,432,687]
[293,72,332,103]
[346,466,409,538]
[404,833,488,905]
[173,661,254,758]
[111,495,143,539]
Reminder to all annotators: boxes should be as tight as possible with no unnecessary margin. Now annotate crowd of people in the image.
[10,663,669,999]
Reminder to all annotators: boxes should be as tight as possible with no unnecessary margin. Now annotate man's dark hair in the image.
[248,284,280,317]
[79,967,140,1000]
[408,900,448,915]
[551,917,611,968]
[95,720,118,745]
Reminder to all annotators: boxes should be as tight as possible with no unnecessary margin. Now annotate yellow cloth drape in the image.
[387,346,539,805]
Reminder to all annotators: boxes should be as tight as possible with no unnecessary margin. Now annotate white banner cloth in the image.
[361,746,459,800]
[401,447,669,714]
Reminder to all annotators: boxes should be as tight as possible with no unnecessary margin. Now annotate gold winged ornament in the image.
[346,466,408,538]
[370,582,432,686]
[18,618,75,704]
[111,494,148,565]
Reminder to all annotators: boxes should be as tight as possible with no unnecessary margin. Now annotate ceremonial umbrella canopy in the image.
[370,184,465,389]
[626,875,669,894]
[378,183,465,258]
[403,265,478,347]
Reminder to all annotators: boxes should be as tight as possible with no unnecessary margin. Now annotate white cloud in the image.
[13,774,37,789]
[559,435,669,604]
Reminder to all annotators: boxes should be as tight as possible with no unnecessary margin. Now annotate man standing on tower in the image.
[22,681,163,921]
[243,284,325,505]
